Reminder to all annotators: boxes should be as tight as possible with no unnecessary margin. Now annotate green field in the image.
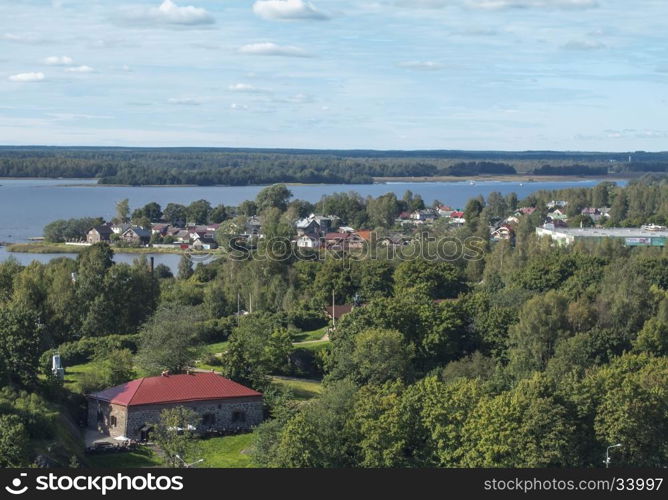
[85,434,255,468]
[272,377,323,400]
[292,327,328,343]
[86,447,163,468]
[195,433,255,468]
[204,341,228,354]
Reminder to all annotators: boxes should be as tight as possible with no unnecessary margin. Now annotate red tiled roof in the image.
[450,211,465,218]
[89,372,261,407]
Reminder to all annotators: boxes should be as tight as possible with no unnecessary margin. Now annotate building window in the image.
[202,413,216,426]
[110,416,117,427]
[232,411,246,423]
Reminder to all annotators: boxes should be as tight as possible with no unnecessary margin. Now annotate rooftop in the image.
[88,372,261,407]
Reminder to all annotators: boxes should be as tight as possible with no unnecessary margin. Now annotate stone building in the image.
[87,372,263,440]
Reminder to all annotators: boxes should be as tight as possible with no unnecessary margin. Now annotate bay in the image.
[0,177,622,272]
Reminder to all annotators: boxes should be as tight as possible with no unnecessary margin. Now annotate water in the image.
[0,177,621,272]
[0,245,198,274]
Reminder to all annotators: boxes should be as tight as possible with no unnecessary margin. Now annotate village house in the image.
[87,224,113,244]
[296,234,320,249]
[87,372,263,441]
[448,211,466,226]
[491,224,514,241]
[295,214,335,237]
[437,205,454,217]
[121,226,151,245]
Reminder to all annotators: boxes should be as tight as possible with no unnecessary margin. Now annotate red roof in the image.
[450,211,464,218]
[89,372,261,407]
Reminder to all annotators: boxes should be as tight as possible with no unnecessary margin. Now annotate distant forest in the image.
[0,147,666,186]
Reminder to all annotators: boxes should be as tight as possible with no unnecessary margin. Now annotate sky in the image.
[0,0,667,151]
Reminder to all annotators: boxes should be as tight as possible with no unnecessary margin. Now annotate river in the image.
[0,177,621,271]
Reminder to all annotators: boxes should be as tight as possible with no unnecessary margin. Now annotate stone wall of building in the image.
[88,396,263,440]
[125,397,263,439]
[86,398,128,438]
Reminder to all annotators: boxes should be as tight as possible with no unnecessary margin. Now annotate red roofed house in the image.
[87,372,263,440]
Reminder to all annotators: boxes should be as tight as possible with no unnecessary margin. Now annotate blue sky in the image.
[1,0,666,150]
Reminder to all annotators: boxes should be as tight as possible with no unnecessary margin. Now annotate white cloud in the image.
[253,0,329,20]
[228,83,268,93]
[66,65,95,73]
[168,97,201,105]
[8,72,45,82]
[398,60,444,70]
[230,103,249,110]
[239,42,311,57]
[43,56,74,66]
[561,39,606,50]
[120,0,215,27]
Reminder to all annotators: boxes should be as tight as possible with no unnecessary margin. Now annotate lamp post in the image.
[605,443,622,468]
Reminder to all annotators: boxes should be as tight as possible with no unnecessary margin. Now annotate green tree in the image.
[163,203,187,226]
[350,329,414,384]
[0,414,29,467]
[0,305,42,387]
[460,376,577,467]
[393,259,464,299]
[177,254,194,280]
[256,184,292,212]
[220,314,293,389]
[136,305,203,374]
[507,291,571,378]
[186,200,211,225]
[114,198,130,224]
[153,406,199,467]
[98,348,136,387]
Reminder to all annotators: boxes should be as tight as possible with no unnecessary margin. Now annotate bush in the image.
[40,334,141,374]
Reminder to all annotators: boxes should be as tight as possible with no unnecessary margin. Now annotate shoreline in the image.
[0,175,632,187]
[5,242,214,256]
[372,175,632,183]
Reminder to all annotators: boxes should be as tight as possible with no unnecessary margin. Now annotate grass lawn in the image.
[194,433,255,468]
[86,447,163,468]
[204,340,228,354]
[63,361,97,391]
[292,327,328,343]
[295,340,331,354]
[272,376,323,400]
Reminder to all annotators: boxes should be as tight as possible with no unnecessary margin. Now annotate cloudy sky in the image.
[1,0,666,150]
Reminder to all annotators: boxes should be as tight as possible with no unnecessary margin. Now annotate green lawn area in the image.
[63,361,97,392]
[204,340,228,354]
[86,447,163,468]
[194,433,255,468]
[295,340,331,354]
[292,327,328,343]
[272,376,323,400]
[87,434,256,468]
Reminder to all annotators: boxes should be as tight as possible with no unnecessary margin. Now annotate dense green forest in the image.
[1,147,667,185]
[1,177,668,468]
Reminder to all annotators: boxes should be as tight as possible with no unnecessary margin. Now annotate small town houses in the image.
[86,221,220,250]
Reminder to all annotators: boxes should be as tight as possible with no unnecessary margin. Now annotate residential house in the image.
[121,226,151,245]
[87,224,113,244]
[296,234,320,249]
[87,372,263,440]
[546,200,568,209]
[491,224,514,241]
[449,211,466,226]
